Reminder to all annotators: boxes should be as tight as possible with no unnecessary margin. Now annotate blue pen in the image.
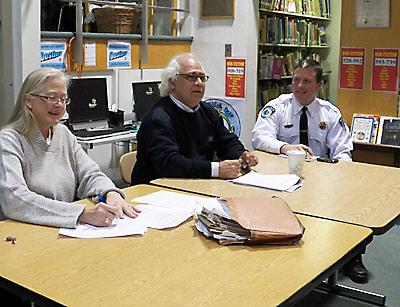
[97,193,107,204]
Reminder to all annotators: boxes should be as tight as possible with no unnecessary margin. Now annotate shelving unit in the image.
[257,0,331,112]
[41,0,192,71]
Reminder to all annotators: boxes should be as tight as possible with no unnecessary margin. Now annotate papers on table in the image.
[59,217,147,239]
[195,207,249,245]
[59,191,225,239]
[229,170,302,192]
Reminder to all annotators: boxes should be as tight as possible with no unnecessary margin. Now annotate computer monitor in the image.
[67,78,109,130]
[132,81,161,122]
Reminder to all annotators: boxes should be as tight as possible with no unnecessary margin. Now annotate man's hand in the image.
[280,144,314,159]
[219,159,242,179]
[239,151,259,169]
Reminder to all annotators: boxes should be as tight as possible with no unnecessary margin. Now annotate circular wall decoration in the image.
[205,98,241,137]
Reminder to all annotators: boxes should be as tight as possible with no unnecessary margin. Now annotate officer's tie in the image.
[299,107,308,146]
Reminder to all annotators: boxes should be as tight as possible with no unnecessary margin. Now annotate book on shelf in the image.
[271,56,284,79]
[287,0,297,13]
[351,113,380,144]
[377,116,400,146]
[260,0,275,10]
[319,26,327,46]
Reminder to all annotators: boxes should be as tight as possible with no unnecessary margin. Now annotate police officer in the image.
[252,59,368,284]
[252,59,352,161]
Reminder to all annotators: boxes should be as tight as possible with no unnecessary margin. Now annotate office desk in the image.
[77,131,137,152]
[352,142,400,168]
[152,151,400,235]
[0,185,372,307]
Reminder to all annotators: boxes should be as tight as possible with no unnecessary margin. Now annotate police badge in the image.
[319,121,327,129]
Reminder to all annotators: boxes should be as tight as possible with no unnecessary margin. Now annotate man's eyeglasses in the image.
[30,94,71,106]
[176,73,210,83]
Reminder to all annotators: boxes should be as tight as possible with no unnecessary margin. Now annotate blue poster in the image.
[107,42,131,69]
[40,42,66,69]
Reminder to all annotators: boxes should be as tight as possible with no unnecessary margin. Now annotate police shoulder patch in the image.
[261,106,276,118]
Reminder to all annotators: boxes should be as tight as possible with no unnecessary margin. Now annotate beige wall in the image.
[337,0,400,124]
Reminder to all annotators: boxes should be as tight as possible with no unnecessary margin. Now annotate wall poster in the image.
[372,48,399,92]
[339,47,365,90]
[225,58,246,98]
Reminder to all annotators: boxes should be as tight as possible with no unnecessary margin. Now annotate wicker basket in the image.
[93,7,138,34]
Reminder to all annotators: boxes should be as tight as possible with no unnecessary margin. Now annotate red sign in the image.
[225,58,246,98]
[339,47,365,90]
[372,49,399,92]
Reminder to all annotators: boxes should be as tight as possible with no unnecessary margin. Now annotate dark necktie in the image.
[299,107,308,146]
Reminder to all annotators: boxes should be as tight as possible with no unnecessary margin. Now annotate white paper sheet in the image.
[59,216,147,239]
[229,170,301,191]
[133,190,205,213]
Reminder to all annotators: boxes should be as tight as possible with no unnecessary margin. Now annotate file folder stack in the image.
[195,196,305,246]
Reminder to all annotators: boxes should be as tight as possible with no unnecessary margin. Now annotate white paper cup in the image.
[287,150,306,177]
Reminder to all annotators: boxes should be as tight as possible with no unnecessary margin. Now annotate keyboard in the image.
[73,125,135,140]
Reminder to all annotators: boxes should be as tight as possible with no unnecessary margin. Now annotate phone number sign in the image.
[372,48,399,92]
[225,58,246,98]
[340,47,365,90]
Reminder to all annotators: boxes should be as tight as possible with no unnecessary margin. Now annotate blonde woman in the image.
[0,68,139,228]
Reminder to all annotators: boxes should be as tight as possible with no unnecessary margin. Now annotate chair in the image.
[119,151,137,184]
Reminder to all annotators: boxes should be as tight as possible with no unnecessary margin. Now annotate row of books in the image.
[258,81,290,113]
[258,51,322,79]
[260,0,331,18]
[257,78,329,114]
[259,16,327,47]
[351,114,400,146]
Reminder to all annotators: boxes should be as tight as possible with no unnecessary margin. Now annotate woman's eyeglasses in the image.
[176,73,210,83]
[30,94,71,106]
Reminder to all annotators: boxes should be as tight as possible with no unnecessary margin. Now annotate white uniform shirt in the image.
[252,94,353,161]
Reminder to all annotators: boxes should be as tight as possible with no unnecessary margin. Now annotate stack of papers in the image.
[195,196,305,246]
[196,207,251,245]
[229,170,302,192]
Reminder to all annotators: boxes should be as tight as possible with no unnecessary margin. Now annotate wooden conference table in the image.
[152,151,400,235]
[0,185,372,307]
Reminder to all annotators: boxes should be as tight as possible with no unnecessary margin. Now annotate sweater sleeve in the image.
[66,130,124,199]
[0,130,85,228]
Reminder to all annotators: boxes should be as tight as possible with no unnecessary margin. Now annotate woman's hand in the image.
[77,191,140,227]
[78,202,122,226]
[106,191,140,219]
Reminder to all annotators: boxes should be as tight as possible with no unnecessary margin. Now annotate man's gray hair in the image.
[159,53,204,97]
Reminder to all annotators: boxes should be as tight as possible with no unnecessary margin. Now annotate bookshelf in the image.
[257,0,331,113]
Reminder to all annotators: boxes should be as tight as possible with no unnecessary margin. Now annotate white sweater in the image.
[0,124,120,228]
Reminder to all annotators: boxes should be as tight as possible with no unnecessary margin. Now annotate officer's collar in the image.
[292,95,317,116]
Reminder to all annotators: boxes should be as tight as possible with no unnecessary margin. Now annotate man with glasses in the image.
[131,53,258,185]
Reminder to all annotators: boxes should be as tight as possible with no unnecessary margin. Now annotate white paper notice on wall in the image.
[84,42,96,67]
[356,0,390,28]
